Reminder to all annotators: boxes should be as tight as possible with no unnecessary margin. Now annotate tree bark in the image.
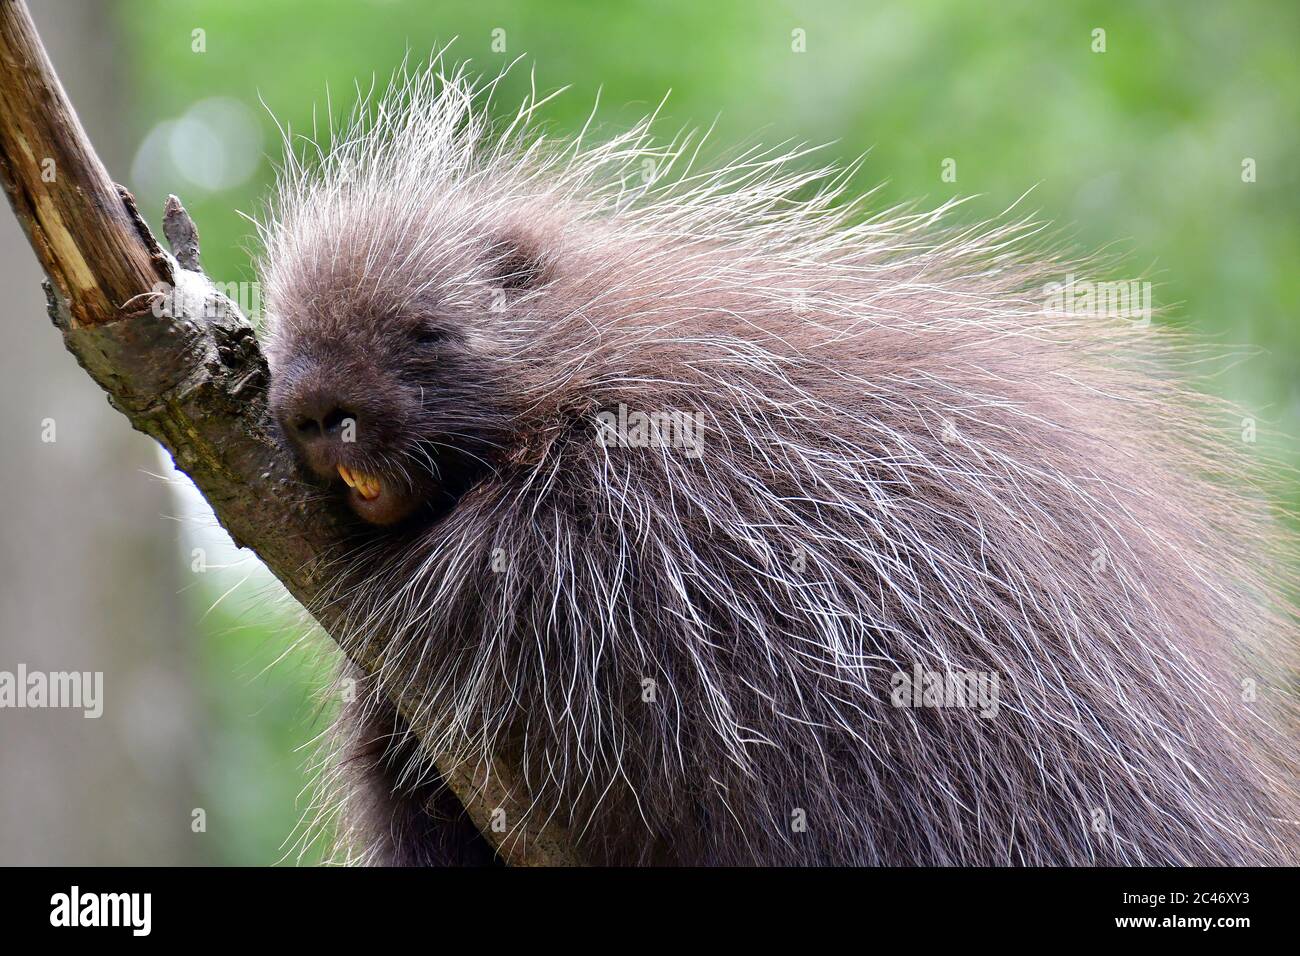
[0,0,578,866]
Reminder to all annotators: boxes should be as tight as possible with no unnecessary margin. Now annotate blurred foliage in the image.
[117,0,1300,863]
[188,589,337,864]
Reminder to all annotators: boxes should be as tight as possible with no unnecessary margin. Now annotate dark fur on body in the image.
[259,67,1300,865]
[334,671,497,866]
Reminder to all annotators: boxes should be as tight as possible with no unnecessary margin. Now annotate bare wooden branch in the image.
[0,0,166,326]
[0,0,579,866]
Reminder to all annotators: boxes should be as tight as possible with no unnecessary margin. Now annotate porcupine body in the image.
[258,65,1300,866]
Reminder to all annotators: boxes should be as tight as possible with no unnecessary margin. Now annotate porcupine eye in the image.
[410,323,445,347]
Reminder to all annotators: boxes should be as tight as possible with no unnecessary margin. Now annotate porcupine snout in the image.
[269,342,425,527]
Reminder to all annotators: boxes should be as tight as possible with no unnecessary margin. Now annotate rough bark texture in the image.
[0,0,578,866]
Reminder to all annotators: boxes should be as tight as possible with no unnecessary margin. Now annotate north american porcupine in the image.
[256,64,1300,866]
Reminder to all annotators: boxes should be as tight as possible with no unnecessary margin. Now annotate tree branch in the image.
[0,0,578,866]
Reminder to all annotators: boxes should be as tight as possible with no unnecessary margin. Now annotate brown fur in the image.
[259,66,1300,865]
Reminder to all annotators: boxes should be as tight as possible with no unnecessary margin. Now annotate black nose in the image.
[285,398,359,448]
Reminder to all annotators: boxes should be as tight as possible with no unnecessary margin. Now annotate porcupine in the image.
[257,63,1300,866]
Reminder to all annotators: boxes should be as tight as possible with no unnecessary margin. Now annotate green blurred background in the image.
[84,0,1300,862]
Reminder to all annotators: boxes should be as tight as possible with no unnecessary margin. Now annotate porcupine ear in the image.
[485,227,552,291]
